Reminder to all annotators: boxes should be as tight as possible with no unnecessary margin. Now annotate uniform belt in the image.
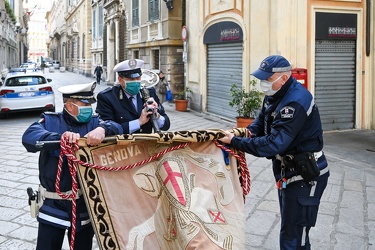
[39,185,83,200]
[276,151,323,162]
[286,165,329,185]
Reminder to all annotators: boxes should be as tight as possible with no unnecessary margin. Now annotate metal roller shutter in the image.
[207,43,243,119]
[315,40,356,130]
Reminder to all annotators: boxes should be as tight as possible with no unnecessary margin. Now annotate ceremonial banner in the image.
[75,129,250,250]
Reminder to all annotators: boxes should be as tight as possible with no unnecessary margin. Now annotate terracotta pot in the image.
[236,117,254,128]
[175,99,189,112]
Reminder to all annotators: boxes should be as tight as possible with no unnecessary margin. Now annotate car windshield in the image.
[5,76,47,86]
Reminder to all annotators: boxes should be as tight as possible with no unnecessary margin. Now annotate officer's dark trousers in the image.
[36,222,94,250]
[278,172,329,250]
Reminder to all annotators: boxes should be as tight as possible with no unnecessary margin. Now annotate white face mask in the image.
[260,75,283,96]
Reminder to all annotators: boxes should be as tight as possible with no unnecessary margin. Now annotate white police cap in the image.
[58,81,96,104]
[113,59,144,78]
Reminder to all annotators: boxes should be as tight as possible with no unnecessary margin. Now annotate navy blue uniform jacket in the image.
[231,77,328,181]
[22,111,123,193]
[96,85,170,134]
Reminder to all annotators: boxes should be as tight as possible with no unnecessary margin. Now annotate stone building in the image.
[43,0,375,130]
[185,0,375,130]
[0,0,28,76]
[121,0,184,92]
[91,0,106,79]
[24,1,49,64]
[46,0,66,67]
[47,0,92,76]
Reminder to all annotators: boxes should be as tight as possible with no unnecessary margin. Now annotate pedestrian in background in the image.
[96,58,170,134]
[22,82,123,250]
[40,62,46,74]
[94,64,103,85]
[157,70,168,104]
[219,55,330,249]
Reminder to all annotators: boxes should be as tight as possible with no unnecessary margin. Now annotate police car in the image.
[0,71,55,118]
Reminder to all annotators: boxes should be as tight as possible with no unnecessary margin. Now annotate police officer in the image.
[96,59,170,134]
[219,55,329,250]
[22,82,123,250]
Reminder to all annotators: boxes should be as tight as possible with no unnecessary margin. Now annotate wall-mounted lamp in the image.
[15,22,21,32]
[88,29,92,35]
[163,0,173,10]
[15,23,26,35]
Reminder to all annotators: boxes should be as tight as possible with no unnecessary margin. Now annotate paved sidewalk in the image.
[167,106,375,250]
[0,71,374,249]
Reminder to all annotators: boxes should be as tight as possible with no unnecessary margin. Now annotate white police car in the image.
[0,71,55,118]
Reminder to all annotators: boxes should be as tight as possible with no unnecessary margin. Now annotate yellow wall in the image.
[186,0,374,129]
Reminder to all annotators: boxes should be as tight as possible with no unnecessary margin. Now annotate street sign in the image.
[181,26,188,41]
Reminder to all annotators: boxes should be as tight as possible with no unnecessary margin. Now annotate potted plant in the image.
[229,79,263,127]
[174,86,193,112]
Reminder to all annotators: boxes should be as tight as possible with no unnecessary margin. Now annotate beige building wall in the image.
[124,0,184,93]
[371,1,375,129]
[26,3,49,64]
[308,0,369,129]
[64,0,92,76]
[186,0,374,130]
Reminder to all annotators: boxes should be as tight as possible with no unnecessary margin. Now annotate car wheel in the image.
[0,113,7,119]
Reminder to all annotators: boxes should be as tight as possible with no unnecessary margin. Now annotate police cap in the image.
[113,59,144,78]
[252,55,292,80]
[58,81,96,104]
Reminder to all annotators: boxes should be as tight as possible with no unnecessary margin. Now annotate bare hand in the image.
[144,97,158,109]
[62,131,80,144]
[85,127,106,146]
[139,107,151,125]
[218,131,234,144]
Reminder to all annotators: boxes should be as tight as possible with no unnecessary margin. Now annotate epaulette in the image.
[101,87,113,93]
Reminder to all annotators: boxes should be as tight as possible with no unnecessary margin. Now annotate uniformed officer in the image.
[219,55,329,250]
[22,82,123,250]
[96,59,170,134]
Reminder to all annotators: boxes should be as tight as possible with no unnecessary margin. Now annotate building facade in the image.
[46,0,66,67]
[42,0,375,130]
[185,0,375,130]
[65,0,93,76]
[91,0,105,79]
[0,0,28,76]
[123,0,185,93]
[47,0,92,76]
[24,1,50,64]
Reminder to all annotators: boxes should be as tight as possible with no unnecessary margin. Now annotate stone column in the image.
[106,20,115,84]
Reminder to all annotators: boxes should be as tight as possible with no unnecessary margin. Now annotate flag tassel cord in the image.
[54,134,251,250]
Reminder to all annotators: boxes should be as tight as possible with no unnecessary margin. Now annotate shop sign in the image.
[328,27,356,38]
[204,21,243,44]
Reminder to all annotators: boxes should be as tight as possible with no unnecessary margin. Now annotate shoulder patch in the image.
[37,118,45,123]
[280,106,295,119]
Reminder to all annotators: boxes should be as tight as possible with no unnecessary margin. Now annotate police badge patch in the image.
[280,106,295,118]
